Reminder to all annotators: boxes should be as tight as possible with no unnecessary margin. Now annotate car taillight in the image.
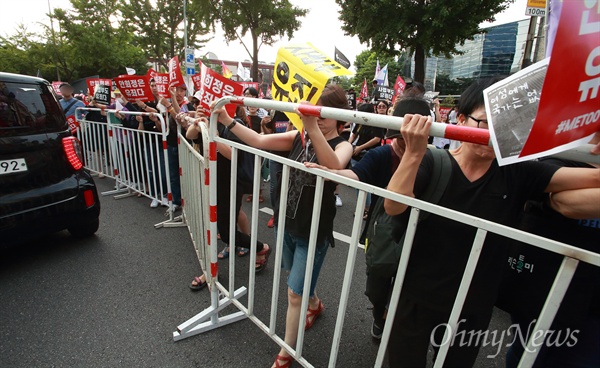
[62,136,84,171]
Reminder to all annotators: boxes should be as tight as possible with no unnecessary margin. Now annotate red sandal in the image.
[255,244,271,273]
[305,300,324,330]
[272,354,293,368]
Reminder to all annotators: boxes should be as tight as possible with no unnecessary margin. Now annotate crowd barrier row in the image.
[75,107,186,229]
[172,96,600,368]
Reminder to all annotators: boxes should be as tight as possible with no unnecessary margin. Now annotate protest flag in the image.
[168,56,185,87]
[126,67,136,75]
[392,75,406,104]
[259,88,264,99]
[359,78,369,102]
[376,64,389,86]
[237,61,249,81]
[221,61,233,79]
[334,47,351,69]
[374,59,381,82]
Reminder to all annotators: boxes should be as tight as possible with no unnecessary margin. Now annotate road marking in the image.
[259,207,365,249]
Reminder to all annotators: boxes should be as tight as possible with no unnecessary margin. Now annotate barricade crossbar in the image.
[172,96,599,368]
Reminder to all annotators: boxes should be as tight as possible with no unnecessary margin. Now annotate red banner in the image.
[113,75,154,102]
[86,78,112,95]
[391,75,406,105]
[520,1,600,157]
[237,81,259,92]
[168,56,185,87]
[67,115,79,135]
[359,78,369,102]
[147,68,170,98]
[192,61,242,116]
[52,81,63,96]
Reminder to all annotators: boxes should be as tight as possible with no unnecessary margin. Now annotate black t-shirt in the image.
[403,150,559,313]
[497,158,600,327]
[283,133,347,241]
[352,124,384,158]
[351,144,398,188]
[248,115,262,134]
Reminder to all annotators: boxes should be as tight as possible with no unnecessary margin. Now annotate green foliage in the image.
[336,0,513,83]
[202,0,307,82]
[435,73,476,95]
[120,0,211,69]
[331,76,353,90]
[352,50,409,89]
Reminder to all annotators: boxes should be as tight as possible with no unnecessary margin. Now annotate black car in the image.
[0,72,100,246]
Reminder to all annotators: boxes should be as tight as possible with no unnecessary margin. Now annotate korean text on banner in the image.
[484,59,548,166]
[114,75,154,102]
[392,75,406,104]
[147,68,170,98]
[93,84,111,105]
[66,115,79,135]
[192,61,241,117]
[51,81,63,96]
[86,78,112,95]
[271,43,353,131]
[520,1,600,158]
[237,81,259,92]
[168,56,185,87]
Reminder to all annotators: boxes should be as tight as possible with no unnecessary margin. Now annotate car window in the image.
[0,81,67,137]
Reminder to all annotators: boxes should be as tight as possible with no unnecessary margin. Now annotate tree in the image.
[120,0,211,70]
[352,50,408,89]
[51,0,148,80]
[202,0,307,83]
[336,0,513,83]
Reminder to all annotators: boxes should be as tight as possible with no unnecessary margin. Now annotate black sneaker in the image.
[371,319,383,340]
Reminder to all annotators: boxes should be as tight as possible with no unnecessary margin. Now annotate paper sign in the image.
[51,81,63,96]
[168,56,185,87]
[392,76,406,105]
[93,84,111,105]
[86,78,112,95]
[147,68,170,98]
[520,1,600,158]
[114,75,154,102]
[439,107,451,123]
[237,81,259,92]
[374,86,395,102]
[484,59,548,166]
[271,43,353,131]
[346,91,356,110]
[67,115,79,135]
[192,61,242,117]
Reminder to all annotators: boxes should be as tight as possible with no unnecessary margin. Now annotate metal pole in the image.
[183,0,188,52]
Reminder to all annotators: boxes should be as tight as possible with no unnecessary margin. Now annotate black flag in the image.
[334,47,351,69]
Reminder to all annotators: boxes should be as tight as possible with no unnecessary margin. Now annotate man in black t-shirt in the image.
[384,79,600,367]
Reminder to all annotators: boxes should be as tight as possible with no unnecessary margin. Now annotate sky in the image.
[1,0,530,71]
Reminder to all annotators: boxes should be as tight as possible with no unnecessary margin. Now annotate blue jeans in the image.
[146,141,167,198]
[280,230,329,297]
[167,145,181,206]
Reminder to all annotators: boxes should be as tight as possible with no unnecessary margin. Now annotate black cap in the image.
[386,98,431,139]
[58,82,72,89]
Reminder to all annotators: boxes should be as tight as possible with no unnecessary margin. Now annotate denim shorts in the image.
[280,230,330,297]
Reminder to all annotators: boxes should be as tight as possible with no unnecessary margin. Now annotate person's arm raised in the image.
[211,102,296,151]
[384,114,432,216]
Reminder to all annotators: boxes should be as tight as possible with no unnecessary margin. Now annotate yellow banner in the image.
[527,0,546,8]
[271,43,353,131]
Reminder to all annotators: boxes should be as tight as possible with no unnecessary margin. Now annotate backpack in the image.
[364,148,452,278]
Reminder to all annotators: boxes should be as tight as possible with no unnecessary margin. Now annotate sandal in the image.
[189,276,207,291]
[272,354,293,368]
[305,300,324,330]
[217,246,230,259]
[236,246,249,257]
[255,244,271,273]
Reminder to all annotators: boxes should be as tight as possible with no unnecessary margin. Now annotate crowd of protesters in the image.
[59,74,600,368]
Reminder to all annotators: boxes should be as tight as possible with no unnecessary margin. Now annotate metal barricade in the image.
[76,107,185,229]
[173,97,600,368]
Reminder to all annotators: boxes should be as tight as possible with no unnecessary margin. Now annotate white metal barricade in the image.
[76,107,185,229]
[173,96,600,368]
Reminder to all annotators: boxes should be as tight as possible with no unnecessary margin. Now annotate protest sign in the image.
[484,59,548,166]
[237,81,259,92]
[519,1,600,159]
[439,107,452,123]
[272,43,353,131]
[192,61,241,116]
[373,85,395,102]
[86,78,112,95]
[346,91,356,110]
[93,84,111,105]
[391,75,406,105]
[168,56,185,87]
[147,68,170,98]
[66,115,79,135]
[114,75,154,102]
[51,81,63,96]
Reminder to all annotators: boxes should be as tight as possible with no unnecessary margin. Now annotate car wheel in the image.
[68,217,100,238]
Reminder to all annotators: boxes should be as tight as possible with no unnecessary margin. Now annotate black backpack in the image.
[364,148,452,278]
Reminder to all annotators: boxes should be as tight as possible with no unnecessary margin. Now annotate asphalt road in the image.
[0,178,512,368]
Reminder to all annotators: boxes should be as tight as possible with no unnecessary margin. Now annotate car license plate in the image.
[0,159,28,175]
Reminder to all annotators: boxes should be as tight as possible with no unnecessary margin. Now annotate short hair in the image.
[243,87,259,97]
[457,77,503,117]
